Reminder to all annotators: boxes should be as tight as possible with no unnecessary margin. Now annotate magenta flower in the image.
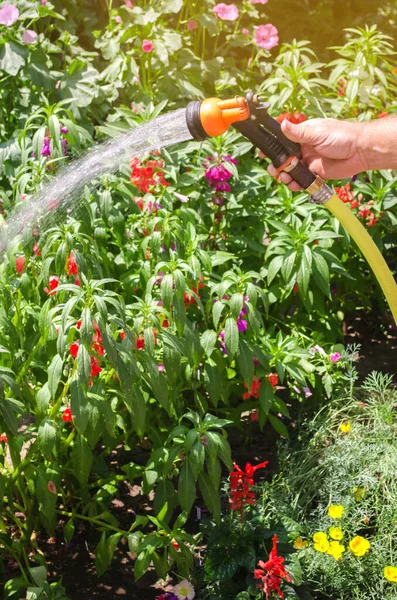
[223,154,238,164]
[61,139,67,156]
[142,39,154,52]
[187,20,198,30]
[125,0,133,6]
[330,352,342,363]
[237,317,247,332]
[22,30,37,44]
[302,387,312,398]
[60,126,68,134]
[158,364,165,372]
[242,28,250,35]
[0,4,19,26]
[214,3,239,21]
[41,137,51,157]
[251,0,268,3]
[255,24,279,50]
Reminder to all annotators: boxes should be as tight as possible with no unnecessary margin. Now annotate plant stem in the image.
[57,509,131,536]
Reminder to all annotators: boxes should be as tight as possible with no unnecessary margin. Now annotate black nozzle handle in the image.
[234,120,316,191]
[245,91,302,158]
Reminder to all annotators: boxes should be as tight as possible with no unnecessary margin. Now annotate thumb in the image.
[281,119,320,145]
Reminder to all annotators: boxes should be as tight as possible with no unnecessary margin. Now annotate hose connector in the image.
[186,96,250,141]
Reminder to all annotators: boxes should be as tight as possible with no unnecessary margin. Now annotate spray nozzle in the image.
[186,96,250,141]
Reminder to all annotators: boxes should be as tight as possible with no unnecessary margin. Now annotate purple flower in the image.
[302,387,312,398]
[171,242,176,251]
[330,352,342,363]
[292,385,301,394]
[158,364,165,372]
[0,4,19,26]
[237,317,247,332]
[202,435,208,446]
[205,164,233,185]
[41,137,51,157]
[60,126,68,134]
[61,138,67,156]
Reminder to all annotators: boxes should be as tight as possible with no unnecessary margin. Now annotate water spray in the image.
[185,93,397,324]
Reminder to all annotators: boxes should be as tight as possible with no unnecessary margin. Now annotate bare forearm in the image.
[358,116,397,172]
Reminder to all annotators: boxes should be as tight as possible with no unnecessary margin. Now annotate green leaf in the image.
[200,330,217,358]
[48,354,63,400]
[160,0,183,12]
[70,378,89,434]
[178,458,196,513]
[297,249,311,299]
[312,252,330,296]
[29,566,47,588]
[80,306,93,345]
[198,471,220,523]
[259,378,275,417]
[95,531,122,576]
[161,274,173,309]
[38,419,57,457]
[224,317,238,357]
[64,519,75,543]
[37,384,51,418]
[237,339,254,389]
[268,414,289,438]
[71,434,93,486]
[77,344,91,387]
[0,42,27,76]
[230,293,243,320]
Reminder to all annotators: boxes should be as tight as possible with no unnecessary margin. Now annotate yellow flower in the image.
[329,527,343,541]
[384,566,397,582]
[339,421,351,433]
[327,541,345,561]
[349,536,370,557]
[328,505,345,519]
[294,537,308,549]
[313,532,329,553]
[353,486,365,501]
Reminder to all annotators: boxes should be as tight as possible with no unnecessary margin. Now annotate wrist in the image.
[357,116,397,171]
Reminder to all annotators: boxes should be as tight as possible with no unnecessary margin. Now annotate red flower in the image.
[377,111,388,119]
[135,197,144,211]
[33,243,40,257]
[335,182,355,204]
[130,157,169,194]
[92,342,105,356]
[62,407,73,423]
[162,318,169,329]
[44,275,60,296]
[76,320,82,329]
[47,481,57,495]
[67,252,78,276]
[75,276,81,287]
[229,461,268,513]
[267,373,279,388]
[90,356,102,377]
[0,433,8,443]
[243,376,261,399]
[120,331,126,340]
[70,342,79,358]
[92,321,102,344]
[16,255,26,274]
[276,111,307,124]
[254,534,292,599]
[136,335,145,350]
[293,282,299,295]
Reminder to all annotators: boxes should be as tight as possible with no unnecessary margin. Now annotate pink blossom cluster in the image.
[204,155,237,193]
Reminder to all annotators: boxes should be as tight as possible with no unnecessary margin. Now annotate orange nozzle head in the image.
[200,96,250,137]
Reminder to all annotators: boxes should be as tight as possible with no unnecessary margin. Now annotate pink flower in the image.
[47,481,57,495]
[330,352,342,363]
[55,80,61,89]
[251,0,268,3]
[174,192,189,203]
[242,28,250,35]
[255,24,279,50]
[142,39,154,53]
[0,4,19,26]
[187,20,198,30]
[115,15,122,23]
[237,317,247,332]
[125,0,133,6]
[22,29,37,44]
[214,3,239,21]
[158,364,165,372]
[302,387,312,398]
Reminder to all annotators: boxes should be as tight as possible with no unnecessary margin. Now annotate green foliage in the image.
[0,0,396,595]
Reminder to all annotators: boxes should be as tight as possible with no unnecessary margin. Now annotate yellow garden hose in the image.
[325,193,397,323]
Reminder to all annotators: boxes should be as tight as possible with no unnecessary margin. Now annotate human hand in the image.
[267,118,367,191]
